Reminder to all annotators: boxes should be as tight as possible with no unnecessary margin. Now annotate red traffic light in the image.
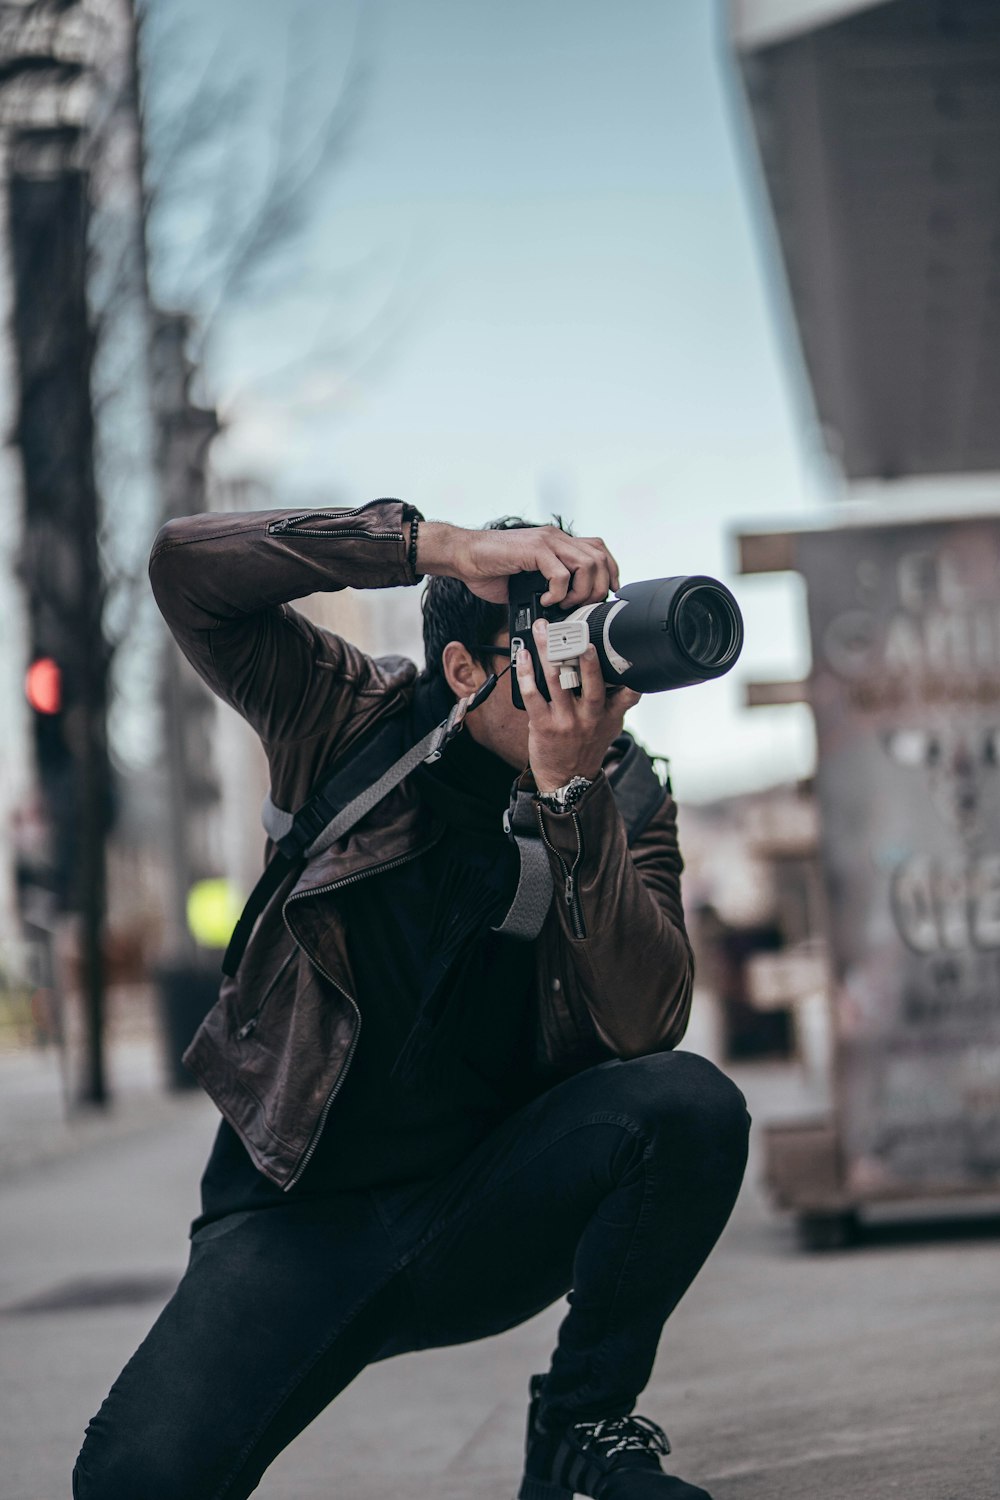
[25,657,62,715]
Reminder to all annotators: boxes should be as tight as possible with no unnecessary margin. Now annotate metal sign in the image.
[799,516,1000,1196]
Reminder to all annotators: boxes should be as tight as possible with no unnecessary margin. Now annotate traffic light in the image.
[24,656,61,715]
[23,654,76,910]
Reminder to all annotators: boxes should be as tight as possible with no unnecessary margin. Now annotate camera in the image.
[507,570,744,710]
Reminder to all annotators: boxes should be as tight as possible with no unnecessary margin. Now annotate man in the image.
[74,498,749,1500]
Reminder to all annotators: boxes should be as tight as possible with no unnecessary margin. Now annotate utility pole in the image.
[0,0,133,1108]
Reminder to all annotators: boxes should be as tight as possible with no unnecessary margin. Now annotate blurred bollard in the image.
[154,961,220,1091]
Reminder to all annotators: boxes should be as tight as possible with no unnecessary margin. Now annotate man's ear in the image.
[441,641,487,700]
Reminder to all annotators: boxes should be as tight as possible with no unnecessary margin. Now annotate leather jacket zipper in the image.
[268,507,402,542]
[235,947,298,1040]
[279,830,446,1189]
[538,812,587,939]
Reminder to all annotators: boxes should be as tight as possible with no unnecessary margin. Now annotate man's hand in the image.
[517,618,642,793]
[414,520,620,609]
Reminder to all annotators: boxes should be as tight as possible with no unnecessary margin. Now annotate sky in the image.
[146,0,838,803]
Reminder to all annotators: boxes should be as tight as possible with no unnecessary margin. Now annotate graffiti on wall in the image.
[798,519,1000,1193]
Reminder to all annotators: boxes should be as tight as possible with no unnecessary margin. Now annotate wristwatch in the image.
[536,775,593,814]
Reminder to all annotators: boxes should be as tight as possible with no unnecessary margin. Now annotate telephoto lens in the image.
[508,571,744,708]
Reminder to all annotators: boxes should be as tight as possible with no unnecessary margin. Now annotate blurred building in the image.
[683,779,829,1071]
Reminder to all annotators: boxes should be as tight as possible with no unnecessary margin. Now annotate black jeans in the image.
[73,1050,749,1500]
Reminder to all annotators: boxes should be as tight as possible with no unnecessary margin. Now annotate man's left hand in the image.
[516,618,642,795]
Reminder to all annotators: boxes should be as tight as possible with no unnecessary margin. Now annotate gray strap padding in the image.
[491,787,554,940]
[261,798,295,844]
[491,735,665,939]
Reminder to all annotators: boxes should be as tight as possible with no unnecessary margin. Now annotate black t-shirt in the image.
[196,676,540,1228]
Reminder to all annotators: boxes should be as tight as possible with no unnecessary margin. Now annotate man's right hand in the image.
[412,520,622,610]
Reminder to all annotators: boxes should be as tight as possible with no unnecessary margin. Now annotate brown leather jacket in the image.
[148,498,695,1189]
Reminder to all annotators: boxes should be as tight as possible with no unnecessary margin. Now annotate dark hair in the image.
[419,514,574,684]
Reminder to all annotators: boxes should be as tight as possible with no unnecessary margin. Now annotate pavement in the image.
[1,1020,998,1500]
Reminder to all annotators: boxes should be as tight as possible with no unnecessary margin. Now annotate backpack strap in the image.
[222,684,489,978]
[606,732,671,848]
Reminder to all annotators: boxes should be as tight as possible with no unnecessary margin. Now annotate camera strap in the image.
[224,673,668,978]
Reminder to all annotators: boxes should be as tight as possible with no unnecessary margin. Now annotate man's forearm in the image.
[533,771,694,1056]
[150,501,420,640]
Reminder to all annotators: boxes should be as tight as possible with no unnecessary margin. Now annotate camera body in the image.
[508,571,597,709]
[507,569,744,710]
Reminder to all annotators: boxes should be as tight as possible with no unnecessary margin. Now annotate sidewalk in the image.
[1,1045,997,1499]
[0,1041,199,1184]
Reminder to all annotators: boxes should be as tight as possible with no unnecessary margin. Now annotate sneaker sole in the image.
[516,1479,586,1500]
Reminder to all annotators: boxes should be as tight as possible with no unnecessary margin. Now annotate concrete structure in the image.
[736,505,1000,1242]
[730,0,1000,1238]
[731,0,1000,480]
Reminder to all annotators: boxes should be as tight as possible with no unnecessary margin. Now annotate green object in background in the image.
[186,879,244,950]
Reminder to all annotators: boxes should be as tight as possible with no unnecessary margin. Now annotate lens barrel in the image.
[575,576,743,693]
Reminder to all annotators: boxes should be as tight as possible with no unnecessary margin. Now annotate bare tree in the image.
[97,1,414,782]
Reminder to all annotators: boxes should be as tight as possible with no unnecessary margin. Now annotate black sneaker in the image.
[516,1373,712,1500]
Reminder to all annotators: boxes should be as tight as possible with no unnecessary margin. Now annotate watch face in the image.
[539,777,590,811]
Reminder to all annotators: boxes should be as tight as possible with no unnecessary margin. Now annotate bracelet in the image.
[407,513,422,578]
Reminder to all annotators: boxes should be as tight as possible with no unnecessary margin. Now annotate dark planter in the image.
[154,960,221,1091]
